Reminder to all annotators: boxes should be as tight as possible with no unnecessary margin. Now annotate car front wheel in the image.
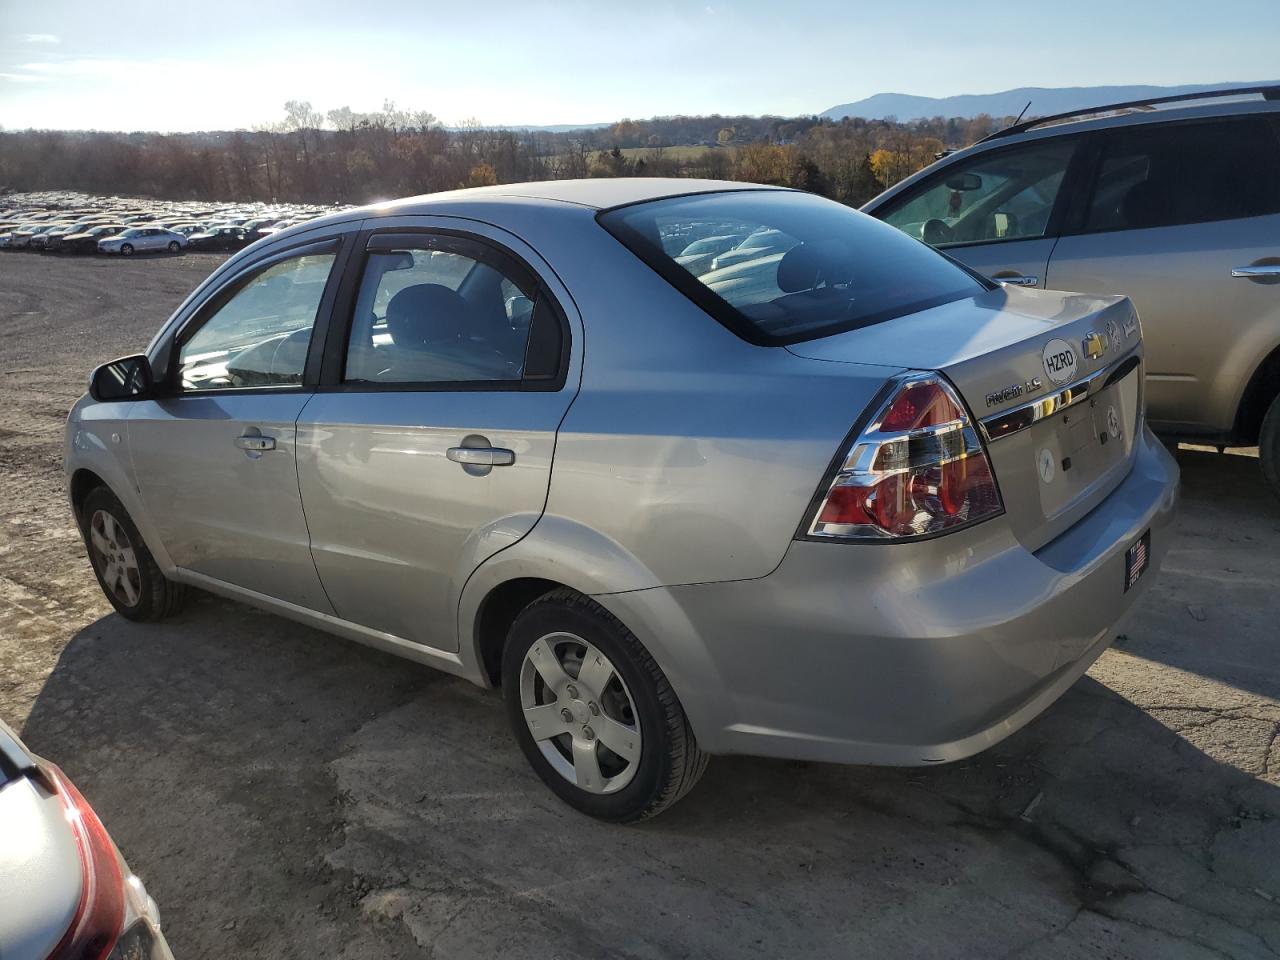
[81,486,184,621]
[502,589,708,821]
[1260,394,1280,500]
[167,240,180,253]
[120,243,134,256]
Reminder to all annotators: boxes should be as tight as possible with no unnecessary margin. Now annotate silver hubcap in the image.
[89,509,141,607]
[520,632,641,794]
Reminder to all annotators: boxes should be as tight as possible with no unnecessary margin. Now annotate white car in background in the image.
[0,719,173,959]
[97,228,187,256]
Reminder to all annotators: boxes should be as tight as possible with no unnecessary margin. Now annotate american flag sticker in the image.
[1125,530,1151,592]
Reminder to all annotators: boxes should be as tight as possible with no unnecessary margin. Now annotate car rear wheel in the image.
[81,487,184,621]
[120,243,134,256]
[167,240,180,253]
[1260,394,1280,500]
[502,589,708,821]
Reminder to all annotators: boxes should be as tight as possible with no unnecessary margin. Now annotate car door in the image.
[869,135,1083,289]
[1047,113,1280,436]
[295,221,581,652]
[128,237,350,610]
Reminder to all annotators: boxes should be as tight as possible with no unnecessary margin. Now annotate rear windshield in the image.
[598,189,985,345]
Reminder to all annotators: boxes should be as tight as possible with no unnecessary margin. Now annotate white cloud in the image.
[0,72,48,83]
[20,33,60,44]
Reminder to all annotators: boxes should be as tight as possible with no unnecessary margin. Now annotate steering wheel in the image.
[921,219,955,245]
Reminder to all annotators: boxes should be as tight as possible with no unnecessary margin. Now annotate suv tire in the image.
[1260,394,1280,500]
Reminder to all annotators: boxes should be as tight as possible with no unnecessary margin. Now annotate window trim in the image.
[159,237,347,397]
[872,134,1087,252]
[1063,114,1280,237]
[317,226,571,394]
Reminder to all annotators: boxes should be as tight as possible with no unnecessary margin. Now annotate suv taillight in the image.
[40,763,126,960]
[804,373,1003,541]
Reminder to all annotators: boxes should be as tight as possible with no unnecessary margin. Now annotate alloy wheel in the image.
[519,632,641,794]
[89,509,141,607]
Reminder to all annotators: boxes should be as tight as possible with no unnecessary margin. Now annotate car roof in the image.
[371,177,778,213]
[863,92,1280,211]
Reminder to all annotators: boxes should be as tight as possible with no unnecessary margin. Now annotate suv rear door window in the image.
[1084,116,1280,232]
[599,189,985,346]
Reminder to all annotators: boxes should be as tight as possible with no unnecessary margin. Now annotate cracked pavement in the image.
[2,254,1278,958]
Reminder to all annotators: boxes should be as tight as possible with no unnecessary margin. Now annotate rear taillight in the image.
[805,373,1003,541]
[41,764,125,960]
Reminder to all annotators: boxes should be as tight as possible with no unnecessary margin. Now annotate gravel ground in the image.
[2,252,1279,960]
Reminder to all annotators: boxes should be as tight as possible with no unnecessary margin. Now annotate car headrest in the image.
[775,241,855,293]
[385,283,477,350]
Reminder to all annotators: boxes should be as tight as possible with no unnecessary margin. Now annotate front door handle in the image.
[1231,264,1280,279]
[446,446,515,467]
[992,273,1039,287]
[234,434,276,452]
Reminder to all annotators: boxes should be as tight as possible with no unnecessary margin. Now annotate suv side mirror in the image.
[945,172,983,192]
[89,354,152,402]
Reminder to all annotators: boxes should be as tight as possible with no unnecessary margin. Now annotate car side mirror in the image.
[944,172,983,192]
[89,354,152,402]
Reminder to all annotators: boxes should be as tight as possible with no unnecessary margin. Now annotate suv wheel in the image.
[502,589,708,821]
[1260,394,1280,500]
[81,487,184,621]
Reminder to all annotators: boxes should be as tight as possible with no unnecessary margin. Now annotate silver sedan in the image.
[0,719,173,959]
[97,227,187,256]
[65,179,1178,821]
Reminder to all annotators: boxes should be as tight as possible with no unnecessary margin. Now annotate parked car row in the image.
[0,191,346,257]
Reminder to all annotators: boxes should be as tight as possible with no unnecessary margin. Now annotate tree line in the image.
[0,101,1013,208]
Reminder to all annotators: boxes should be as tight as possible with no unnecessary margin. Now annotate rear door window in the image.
[1083,116,1280,232]
[343,233,563,386]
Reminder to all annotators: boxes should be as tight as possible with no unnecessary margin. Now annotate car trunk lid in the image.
[787,285,1144,551]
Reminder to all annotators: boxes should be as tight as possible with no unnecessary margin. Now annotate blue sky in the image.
[2,0,1278,131]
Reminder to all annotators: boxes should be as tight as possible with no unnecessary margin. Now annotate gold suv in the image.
[865,85,1280,496]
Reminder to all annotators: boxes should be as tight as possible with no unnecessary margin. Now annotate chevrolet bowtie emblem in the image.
[1082,331,1106,360]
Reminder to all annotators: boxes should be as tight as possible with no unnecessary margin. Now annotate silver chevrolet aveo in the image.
[66,179,1179,821]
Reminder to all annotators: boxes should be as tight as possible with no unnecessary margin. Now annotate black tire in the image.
[1261,394,1280,500]
[120,243,134,256]
[502,589,708,822]
[81,486,184,621]
[167,240,180,253]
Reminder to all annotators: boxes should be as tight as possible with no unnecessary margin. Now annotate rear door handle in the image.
[992,273,1039,287]
[1231,264,1280,279]
[234,434,276,452]
[446,446,515,467]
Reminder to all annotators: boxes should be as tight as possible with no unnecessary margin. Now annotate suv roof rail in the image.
[977,84,1280,143]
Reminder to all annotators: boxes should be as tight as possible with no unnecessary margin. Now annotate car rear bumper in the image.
[599,424,1179,765]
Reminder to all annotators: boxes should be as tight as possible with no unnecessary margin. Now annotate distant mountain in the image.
[821,82,1279,122]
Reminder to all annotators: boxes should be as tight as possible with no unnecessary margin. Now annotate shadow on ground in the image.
[20,573,1280,959]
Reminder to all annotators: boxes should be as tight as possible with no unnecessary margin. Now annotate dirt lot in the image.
[2,252,1279,959]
